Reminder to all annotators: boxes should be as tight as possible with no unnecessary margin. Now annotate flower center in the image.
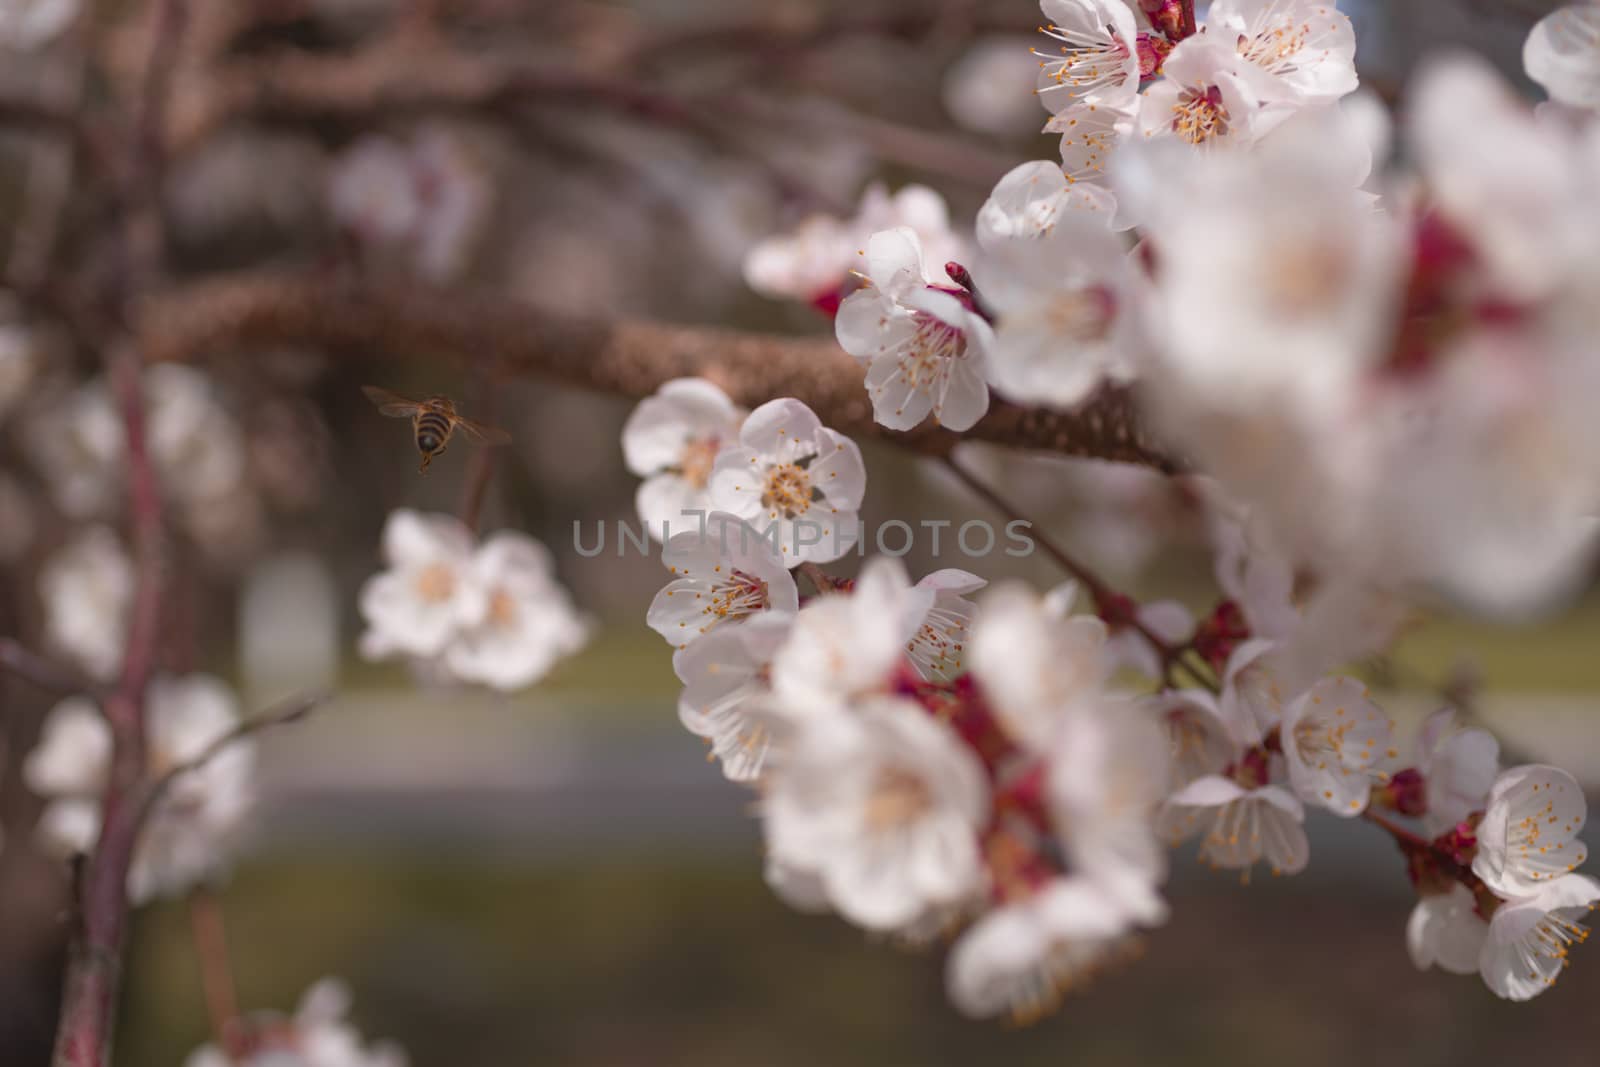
[865,767,933,831]
[907,602,968,681]
[488,588,518,629]
[414,562,456,603]
[1237,23,1311,74]
[1046,286,1117,342]
[678,435,722,490]
[706,568,770,623]
[761,462,815,520]
[1035,25,1133,105]
[1170,85,1230,145]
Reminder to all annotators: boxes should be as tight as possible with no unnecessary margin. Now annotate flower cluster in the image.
[358,509,589,692]
[24,674,256,902]
[681,5,1600,1007]
[622,381,867,558]
[184,978,407,1067]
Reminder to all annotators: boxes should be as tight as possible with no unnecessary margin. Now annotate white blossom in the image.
[834,227,992,432]
[707,397,866,563]
[770,557,929,715]
[0,0,78,50]
[1406,884,1488,977]
[1415,707,1500,836]
[184,977,408,1067]
[622,378,744,542]
[743,182,964,305]
[905,569,985,682]
[674,611,795,783]
[970,582,1111,753]
[977,212,1144,409]
[39,525,133,683]
[762,696,988,932]
[1525,3,1600,113]
[329,127,491,282]
[1046,700,1171,919]
[946,875,1141,1022]
[358,509,486,662]
[1479,874,1600,1001]
[648,512,800,649]
[1206,0,1358,104]
[1472,764,1589,899]
[444,531,589,691]
[1136,36,1285,150]
[1034,0,1142,117]
[1278,675,1394,817]
[1159,773,1309,877]
[25,675,255,902]
[976,161,1117,249]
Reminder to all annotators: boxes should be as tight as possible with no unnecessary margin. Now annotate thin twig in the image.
[144,690,330,819]
[0,639,100,698]
[188,888,243,1062]
[798,562,840,596]
[940,451,1216,692]
[137,272,1184,473]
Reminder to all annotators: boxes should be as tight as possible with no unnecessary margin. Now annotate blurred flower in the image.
[39,524,132,683]
[25,365,251,520]
[185,977,408,1067]
[743,182,965,308]
[946,875,1140,1022]
[770,557,930,714]
[622,378,744,542]
[674,611,795,783]
[647,511,799,649]
[0,0,78,50]
[329,126,492,282]
[359,510,486,662]
[445,530,589,691]
[25,378,122,518]
[0,472,37,562]
[1413,707,1499,836]
[942,36,1048,138]
[1045,700,1171,918]
[25,675,254,902]
[834,227,992,432]
[0,322,39,421]
[1159,771,1309,877]
[360,512,586,692]
[761,695,989,932]
[970,582,1110,754]
[977,212,1143,409]
[1406,883,1487,976]
[1524,3,1600,112]
[708,398,866,564]
[1472,764,1589,899]
[976,161,1117,248]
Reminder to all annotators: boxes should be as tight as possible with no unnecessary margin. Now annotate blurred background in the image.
[1,0,1595,1064]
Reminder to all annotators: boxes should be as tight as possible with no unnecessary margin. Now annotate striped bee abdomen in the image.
[415,411,452,454]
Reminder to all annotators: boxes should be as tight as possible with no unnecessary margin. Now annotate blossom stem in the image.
[188,888,243,1061]
[798,561,840,595]
[456,379,500,535]
[940,452,1216,692]
[0,638,100,697]
[52,4,189,1064]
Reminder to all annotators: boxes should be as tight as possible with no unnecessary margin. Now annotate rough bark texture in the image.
[138,272,1184,472]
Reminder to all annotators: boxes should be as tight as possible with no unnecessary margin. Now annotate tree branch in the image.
[136,271,1182,472]
[0,639,100,698]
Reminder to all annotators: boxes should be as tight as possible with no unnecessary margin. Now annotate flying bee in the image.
[362,386,512,473]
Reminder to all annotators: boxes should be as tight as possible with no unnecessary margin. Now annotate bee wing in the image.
[454,416,513,445]
[362,385,424,418]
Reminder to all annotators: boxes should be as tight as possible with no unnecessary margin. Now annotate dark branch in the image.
[137,271,1183,473]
